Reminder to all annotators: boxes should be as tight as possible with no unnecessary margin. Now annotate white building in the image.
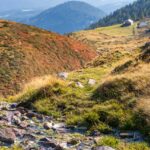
[122,19,134,27]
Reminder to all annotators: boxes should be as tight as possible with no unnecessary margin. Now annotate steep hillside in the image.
[0,20,97,97]
[90,0,150,28]
[27,1,105,34]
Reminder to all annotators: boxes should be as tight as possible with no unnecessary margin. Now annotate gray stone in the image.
[43,122,53,130]
[38,138,63,149]
[93,146,115,150]
[0,127,16,144]
[12,115,21,125]
[76,82,84,88]
[58,72,69,80]
[88,79,96,86]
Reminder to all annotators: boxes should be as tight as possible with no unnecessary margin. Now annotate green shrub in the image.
[83,112,99,127]
[97,136,119,148]
[90,122,112,134]
[66,112,99,128]
[96,122,113,134]
[66,115,83,126]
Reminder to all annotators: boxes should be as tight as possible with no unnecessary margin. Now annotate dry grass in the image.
[137,98,150,118]
[7,75,66,103]
[23,75,65,91]
[94,24,137,37]
[0,20,97,97]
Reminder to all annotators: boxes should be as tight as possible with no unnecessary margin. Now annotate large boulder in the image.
[0,127,16,144]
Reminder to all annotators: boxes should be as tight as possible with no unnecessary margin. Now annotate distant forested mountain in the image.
[27,1,105,34]
[90,0,150,29]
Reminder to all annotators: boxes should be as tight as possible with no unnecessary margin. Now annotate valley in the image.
[0,19,149,149]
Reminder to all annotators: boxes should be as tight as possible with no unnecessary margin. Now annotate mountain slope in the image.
[27,1,105,34]
[90,0,150,29]
[0,20,97,97]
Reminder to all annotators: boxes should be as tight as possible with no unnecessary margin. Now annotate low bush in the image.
[97,136,119,148]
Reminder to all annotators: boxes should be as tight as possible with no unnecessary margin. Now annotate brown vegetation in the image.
[0,20,97,97]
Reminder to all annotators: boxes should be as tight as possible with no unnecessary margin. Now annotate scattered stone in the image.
[91,130,101,136]
[12,115,21,125]
[119,131,143,142]
[53,123,65,129]
[119,132,134,139]
[38,138,63,149]
[14,111,21,117]
[17,107,28,114]
[26,112,36,118]
[19,121,29,128]
[58,72,69,80]
[13,128,26,137]
[23,134,36,141]
[43,122,53,130]
[76,82,84,88]
[92,146,115,150]
[36,114,44,120]
[0,102,9,110]
[88,79,96,86]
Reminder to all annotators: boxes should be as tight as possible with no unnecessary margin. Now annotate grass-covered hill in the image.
[90,0,150,29]
[6,23,150,148]
[0,20,97,97]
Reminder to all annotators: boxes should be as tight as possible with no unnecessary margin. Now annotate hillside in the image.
[0,20,97,97]
[90,0,150,29]
[3,22,150,149]
[26,1,105,34]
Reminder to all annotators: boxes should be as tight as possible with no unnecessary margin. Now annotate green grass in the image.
[95,24,137,37]
[0,145,23,150]
[68,66,108,84]
[6,58,149,140]
[96,136,150,150]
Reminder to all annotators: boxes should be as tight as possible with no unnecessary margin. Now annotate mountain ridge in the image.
[27,1,105,34]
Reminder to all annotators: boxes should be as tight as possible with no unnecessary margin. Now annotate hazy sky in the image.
[0,0,136,10]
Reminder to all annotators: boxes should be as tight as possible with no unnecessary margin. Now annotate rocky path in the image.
[0,102,143,150]
[0,102,98,150]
